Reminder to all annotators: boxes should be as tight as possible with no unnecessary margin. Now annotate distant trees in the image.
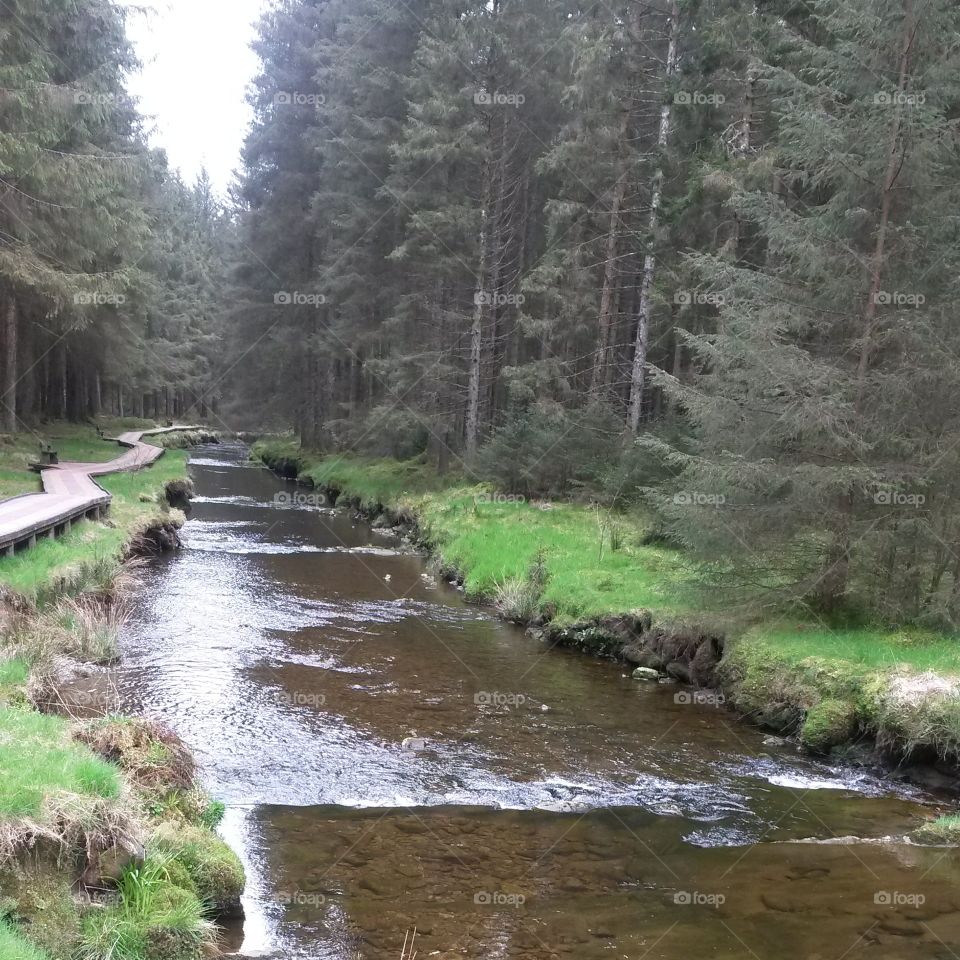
[0,0,226,431]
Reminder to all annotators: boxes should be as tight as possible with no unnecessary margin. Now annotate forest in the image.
[4,0,960,625]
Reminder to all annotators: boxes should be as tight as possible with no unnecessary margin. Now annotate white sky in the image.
[121,0,269,194]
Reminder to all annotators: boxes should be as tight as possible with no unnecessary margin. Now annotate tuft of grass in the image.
[0,920,51,960]
[0,660,29,704]
[79,852,214,960]
[914,814,960,844]
[7,596,126,667]
[74,718,196,794]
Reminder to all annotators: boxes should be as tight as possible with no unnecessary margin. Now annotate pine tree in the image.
[651,0,960,619]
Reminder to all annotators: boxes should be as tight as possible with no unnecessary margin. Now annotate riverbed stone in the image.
[665,661,691,683]
[631,667,660,681]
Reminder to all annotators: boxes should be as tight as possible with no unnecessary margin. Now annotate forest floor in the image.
[0,422,243,960]
[253,439,960,806]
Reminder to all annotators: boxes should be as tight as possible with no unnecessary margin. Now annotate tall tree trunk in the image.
[591,136,629,397]
[628,0,680,435]
[2,294,17,433]
[466,156,494,464]
[815,0,915,613]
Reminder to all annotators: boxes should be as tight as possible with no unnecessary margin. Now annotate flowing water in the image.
[112,443,960,959]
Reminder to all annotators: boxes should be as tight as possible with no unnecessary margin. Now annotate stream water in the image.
[112,443,960,959]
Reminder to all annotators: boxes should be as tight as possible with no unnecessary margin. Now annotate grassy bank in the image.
[253,439,960,785]
[0,423,243,960]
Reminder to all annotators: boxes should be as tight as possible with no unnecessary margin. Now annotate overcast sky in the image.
[122,0,268,194]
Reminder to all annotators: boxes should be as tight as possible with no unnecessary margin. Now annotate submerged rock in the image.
[632,667,660,681]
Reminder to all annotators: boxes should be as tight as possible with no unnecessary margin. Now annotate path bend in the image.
[0,426,200,555]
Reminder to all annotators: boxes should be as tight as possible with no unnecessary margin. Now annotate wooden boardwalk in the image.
[0,427,198,556]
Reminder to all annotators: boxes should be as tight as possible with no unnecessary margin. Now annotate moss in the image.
[800,698,859,754]
[0,863,80,959]
[152,823,244,915]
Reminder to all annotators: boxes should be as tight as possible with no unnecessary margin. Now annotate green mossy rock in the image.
[800,698,859,754]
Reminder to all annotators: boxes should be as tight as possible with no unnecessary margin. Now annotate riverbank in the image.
[0,423,243,960]
[253,439,960,799]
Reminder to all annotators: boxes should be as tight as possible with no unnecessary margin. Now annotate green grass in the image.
[0,707,121,819]
[0,920,51,960]
[0,658,29,696]
[741,624,960,678]
[79,853,214,960]
[418,490,695,620]
[0,450,188,601]
[915,814,960,843]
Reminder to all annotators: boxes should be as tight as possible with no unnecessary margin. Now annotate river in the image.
[112,443,960,959]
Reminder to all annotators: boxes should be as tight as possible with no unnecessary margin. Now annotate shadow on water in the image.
[114,443,960,959]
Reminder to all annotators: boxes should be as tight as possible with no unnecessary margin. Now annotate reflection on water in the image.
[115,444,960,959]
